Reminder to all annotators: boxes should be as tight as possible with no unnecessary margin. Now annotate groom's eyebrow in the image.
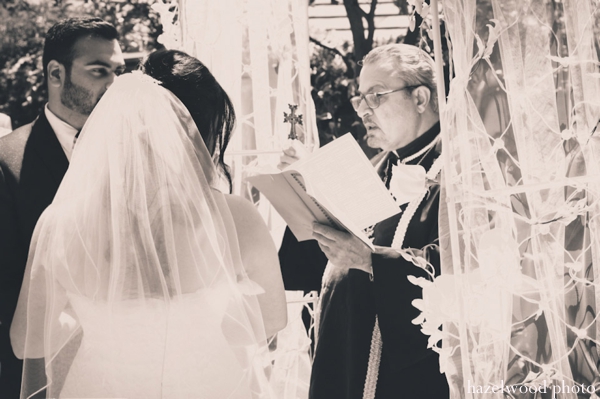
[84,60,126,70]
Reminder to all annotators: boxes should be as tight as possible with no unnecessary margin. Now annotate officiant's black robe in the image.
[280,124,449,399]
[0,113,68,398]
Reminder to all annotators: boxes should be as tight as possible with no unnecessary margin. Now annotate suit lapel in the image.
[28,111,69,185]
[16,112,69,247]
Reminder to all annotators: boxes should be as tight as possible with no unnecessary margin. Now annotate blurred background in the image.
[0,0,443,157]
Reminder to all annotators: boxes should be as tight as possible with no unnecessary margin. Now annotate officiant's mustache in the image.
[362,116,377,129]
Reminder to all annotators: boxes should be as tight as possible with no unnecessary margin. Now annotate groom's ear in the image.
[47,60,66,88]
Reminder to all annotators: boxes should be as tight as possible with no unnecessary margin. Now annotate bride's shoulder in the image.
[222,194,273,245]
[222,194,263,226]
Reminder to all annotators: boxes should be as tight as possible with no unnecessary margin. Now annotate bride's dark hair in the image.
[141,49,234,192]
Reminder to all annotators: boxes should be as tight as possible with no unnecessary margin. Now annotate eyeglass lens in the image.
[350,94,378,111]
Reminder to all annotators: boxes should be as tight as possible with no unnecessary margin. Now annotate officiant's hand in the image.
[277,140,309,170]
[312,223,372,274]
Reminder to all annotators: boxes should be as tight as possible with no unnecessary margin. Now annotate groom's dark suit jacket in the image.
[0,112,68,398]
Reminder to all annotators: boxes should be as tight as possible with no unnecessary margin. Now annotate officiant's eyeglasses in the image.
[350,86,419,111]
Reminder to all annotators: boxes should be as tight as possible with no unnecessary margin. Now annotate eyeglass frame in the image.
[350,85,421,111]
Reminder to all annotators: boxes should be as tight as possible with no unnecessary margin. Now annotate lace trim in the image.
[399,134,440,164]
[363,316,383,399]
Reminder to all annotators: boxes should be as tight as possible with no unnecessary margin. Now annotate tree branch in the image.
[310,37,345,59]
[310,36,355,77]
[344,0,366,48]
[344,0,377,73]
[368,0,377,17]
[346,0,367,19]
[366,0,377,47]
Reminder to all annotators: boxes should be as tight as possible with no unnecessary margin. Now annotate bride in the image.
[10,50,287,398]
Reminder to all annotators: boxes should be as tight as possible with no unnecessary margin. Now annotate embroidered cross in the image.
[283,104,303,140]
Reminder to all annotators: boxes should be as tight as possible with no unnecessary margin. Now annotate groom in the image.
[0,17,124,397]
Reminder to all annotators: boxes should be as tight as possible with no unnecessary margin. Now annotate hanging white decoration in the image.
[409,0,600,398]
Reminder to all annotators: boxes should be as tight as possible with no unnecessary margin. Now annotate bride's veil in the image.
[12,72,270,398]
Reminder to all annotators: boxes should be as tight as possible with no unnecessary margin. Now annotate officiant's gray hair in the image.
[362,44,438,112]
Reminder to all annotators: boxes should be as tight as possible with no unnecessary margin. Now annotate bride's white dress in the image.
[60,290,253,399]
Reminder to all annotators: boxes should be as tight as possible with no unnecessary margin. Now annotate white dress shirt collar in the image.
[44,104,79,161]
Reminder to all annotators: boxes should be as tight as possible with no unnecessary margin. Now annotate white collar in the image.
[44,104,79,161]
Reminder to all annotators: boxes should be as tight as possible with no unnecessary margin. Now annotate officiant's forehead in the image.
[358,63,404,93]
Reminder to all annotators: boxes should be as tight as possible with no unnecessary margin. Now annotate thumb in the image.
[289,140,309,159]
[282,146,296,156]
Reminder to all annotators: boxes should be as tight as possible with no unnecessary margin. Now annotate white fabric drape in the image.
[412,0,600,397]
[154,0,318,190]
[177,0,318,245]
[152,2,318,398]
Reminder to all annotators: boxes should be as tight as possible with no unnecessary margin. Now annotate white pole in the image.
[430,0,447,115]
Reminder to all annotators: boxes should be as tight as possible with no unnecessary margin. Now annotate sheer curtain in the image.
[152,1,318,397]
[412,0,600,397]
[154,0,318,247]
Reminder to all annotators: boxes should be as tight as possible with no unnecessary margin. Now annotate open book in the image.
[246,134,400,249]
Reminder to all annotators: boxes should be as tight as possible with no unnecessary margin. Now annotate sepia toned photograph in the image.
[1,0,600,398]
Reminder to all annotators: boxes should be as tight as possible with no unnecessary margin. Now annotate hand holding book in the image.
[312,222,374,275]
[277,140,310,171]
[247,134,401,249]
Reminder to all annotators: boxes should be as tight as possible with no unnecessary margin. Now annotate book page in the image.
[282,171,375,249]
[285,133,400,231]
[245,173,326,241]
[247,170,376,249]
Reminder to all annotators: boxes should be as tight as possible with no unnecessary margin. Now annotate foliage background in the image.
[1,0,440,154]
[0,0,162,129]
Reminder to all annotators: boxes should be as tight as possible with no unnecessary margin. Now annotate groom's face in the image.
[60,36,125,115]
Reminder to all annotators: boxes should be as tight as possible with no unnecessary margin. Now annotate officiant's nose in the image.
[355,97,372,120]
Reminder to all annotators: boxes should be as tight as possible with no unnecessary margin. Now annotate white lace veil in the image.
[12,72,270,398]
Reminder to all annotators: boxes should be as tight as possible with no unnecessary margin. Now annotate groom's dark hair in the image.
[141,50,235,193]
[43,17,119,82]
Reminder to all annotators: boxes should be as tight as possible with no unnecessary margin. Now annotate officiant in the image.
[278,43,449,399]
